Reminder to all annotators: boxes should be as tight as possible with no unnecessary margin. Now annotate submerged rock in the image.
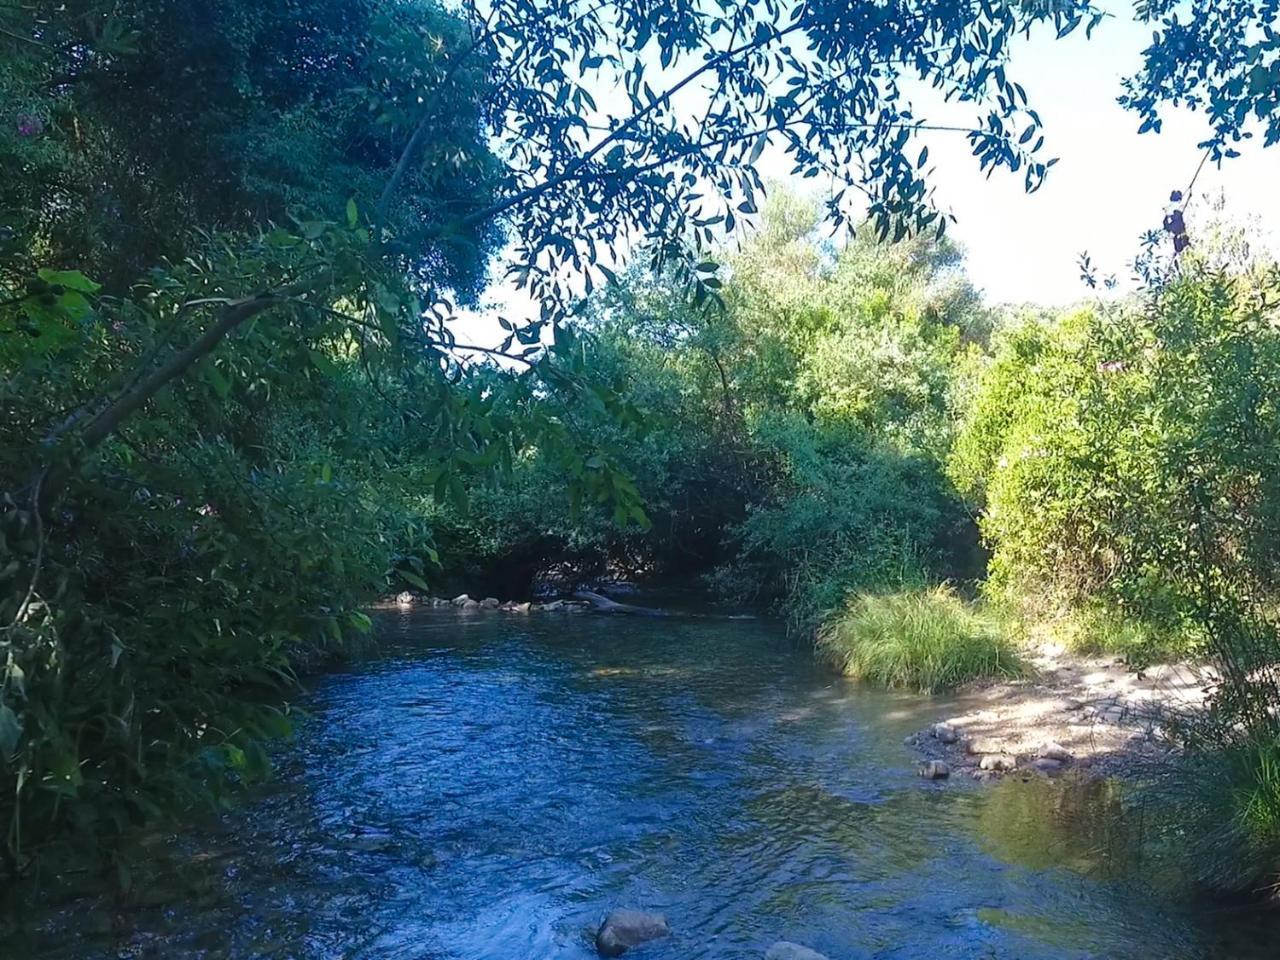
[765,943,830,960]
[595,909,670,957]
[918,760,950,780]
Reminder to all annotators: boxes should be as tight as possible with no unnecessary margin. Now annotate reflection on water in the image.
[13,609,1280,958]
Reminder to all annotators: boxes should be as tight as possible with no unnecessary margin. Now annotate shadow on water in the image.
[11,608,1280,959]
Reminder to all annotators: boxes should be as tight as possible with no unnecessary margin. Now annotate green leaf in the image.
[398,569,431,591]
[205,363,232,399]
[37,269,101,294]
[346,197,359,228]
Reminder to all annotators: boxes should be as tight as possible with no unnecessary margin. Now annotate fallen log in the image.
[573,590,672,617]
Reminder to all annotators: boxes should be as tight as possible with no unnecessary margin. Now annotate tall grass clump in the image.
[816,586,1022,693]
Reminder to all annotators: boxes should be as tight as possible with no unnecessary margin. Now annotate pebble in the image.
[966,737,1002,755]
[932,723,959,744]
[979,754,1017,772]
[918,760,950,780]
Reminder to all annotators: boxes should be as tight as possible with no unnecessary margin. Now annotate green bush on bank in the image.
[816,587,1022,693]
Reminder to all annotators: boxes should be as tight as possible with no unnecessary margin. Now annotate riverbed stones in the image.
[460,598,481,610]
[595,909,670,957]
[480,597,501,609]
[979,754,1017,772]
[394,591,414,606]
[918,760,950,780]
[1030,757,1065,775]
[932,722,960,743]
[451,593,472,607]
[765,942,830,960]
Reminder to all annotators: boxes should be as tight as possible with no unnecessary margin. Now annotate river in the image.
[18,608,1280,958]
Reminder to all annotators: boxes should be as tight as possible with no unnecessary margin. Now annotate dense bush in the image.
[502,194,989,622]
[951,266,1280,653]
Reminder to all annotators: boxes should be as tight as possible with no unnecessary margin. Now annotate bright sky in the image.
[460,7,1279,343]
[912,12,1280,306]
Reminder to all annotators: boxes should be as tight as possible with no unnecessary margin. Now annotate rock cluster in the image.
[911,719,1079,781]
[391,592,594,614]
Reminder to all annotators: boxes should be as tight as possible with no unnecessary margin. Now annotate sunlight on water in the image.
[14,609,1280,959]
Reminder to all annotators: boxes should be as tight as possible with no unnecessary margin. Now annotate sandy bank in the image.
[909,644,1216,781]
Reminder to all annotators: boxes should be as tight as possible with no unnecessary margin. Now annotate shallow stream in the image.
[19,609,1280,958]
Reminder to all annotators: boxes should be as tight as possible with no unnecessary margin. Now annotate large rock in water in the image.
[765,942,830,960]
[595,909,670,957]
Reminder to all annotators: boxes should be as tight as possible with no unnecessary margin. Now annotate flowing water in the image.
[18,609,1280,958]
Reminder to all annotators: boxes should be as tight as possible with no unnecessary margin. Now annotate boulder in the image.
[966,737,1002,756]
[460,598,482,610]
[595,909,670,957]
[979,754,1017,772]
[1039,743,1072,762]
[918,760,950,780]
[480,597,501,609]
[765,943,830,960]
[394,591,414,606]
[541,599,566,612]
[451,593,472,607]
[1030,757,1065,775]
[932,723,959,744]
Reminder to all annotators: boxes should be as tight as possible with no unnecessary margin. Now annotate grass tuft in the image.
[816,586,1023,693]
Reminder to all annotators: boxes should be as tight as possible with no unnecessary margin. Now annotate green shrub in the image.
[1011,601,1202,666]
[950,268,1280,659]
[816,587,1022,692]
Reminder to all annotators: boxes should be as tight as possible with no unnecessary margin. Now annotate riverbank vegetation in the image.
[2,0,1279,909]
[816,587,1020,693]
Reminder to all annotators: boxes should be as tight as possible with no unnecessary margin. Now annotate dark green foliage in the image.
[1122,0,1280,152]
[451,193,985,622]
